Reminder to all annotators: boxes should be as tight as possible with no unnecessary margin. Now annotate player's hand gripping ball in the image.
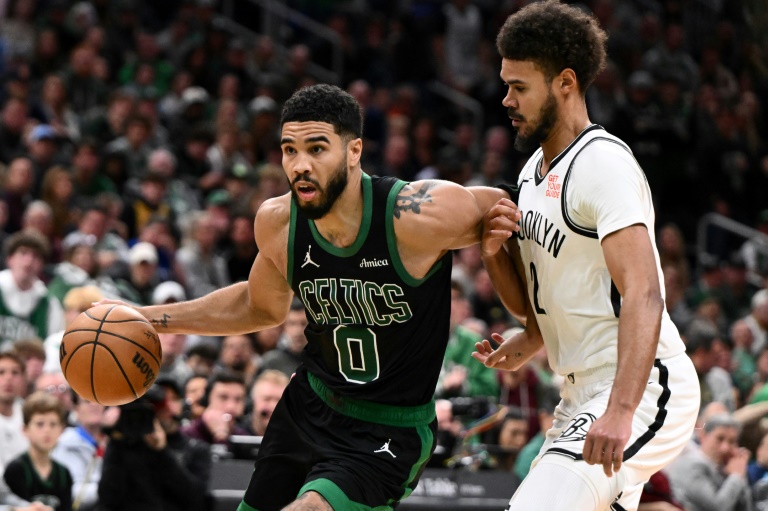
[60,304,162,406]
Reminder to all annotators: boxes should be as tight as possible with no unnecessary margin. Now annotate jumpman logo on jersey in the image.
[301,245,320,268]
[374,439,396,458]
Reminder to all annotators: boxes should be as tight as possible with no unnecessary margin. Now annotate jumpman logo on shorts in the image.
[301,245,320,268]
[374,439,396,458]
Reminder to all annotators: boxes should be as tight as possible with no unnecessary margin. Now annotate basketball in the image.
[60,303,162,406]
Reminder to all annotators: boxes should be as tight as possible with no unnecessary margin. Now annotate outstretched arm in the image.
[99,198,294,336]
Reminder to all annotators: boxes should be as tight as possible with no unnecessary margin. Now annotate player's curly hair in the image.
[280,84,363,140]
[496,0,607,93]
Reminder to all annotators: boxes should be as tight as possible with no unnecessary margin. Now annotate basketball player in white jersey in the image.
[472,3,700,510]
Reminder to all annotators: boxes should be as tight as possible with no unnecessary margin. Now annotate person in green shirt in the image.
[436,280,500,399]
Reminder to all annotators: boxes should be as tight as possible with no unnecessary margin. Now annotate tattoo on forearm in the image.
[150,314,171,329]
[394,182,436,218]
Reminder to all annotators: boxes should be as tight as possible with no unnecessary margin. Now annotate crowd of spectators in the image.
[0,0,767,509]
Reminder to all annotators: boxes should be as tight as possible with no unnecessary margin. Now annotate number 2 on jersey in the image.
[530,262,546,315]
[334,325,381,384]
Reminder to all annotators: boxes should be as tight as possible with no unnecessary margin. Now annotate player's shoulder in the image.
[572,131,639,176]
[254,193,291,244]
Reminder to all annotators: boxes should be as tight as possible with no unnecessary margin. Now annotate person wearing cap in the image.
[0,230,65,350]
[26,123,65,196]
[113,242,161,305]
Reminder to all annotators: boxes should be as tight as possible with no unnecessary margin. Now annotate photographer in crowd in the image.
[97,380,210,511]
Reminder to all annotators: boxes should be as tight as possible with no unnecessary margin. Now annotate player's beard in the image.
[510,89,559,153]
[290,154,349,220]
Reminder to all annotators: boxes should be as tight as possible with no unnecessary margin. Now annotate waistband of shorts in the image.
[307,371,436,427]
[562,362,618,386]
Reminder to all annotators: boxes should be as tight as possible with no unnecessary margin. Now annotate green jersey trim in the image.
[307,371,436,427]
[236,501,258,511]
[300,478,393,511]
[287,198,297,287]
[308,173,373,257]
[385,181,443,287]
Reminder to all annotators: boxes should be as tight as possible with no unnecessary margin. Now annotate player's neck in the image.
[313,171,365,248]
[539,103,591,171]
[0,400,12,417]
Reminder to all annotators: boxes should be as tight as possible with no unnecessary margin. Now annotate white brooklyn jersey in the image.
[514,125,685,375]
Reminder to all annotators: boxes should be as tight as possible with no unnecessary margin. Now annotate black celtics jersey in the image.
[288,173,452,407]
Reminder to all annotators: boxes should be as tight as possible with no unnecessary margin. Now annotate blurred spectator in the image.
[259,299,307,378]
[51,394,114,511]
[61,45,107,115]
[1,157,35,235]
[39,167,75,241]
[69,140,115,204]
[489,407,529,472]
[30,74,80,142]
[103,115,153,180]
[428,399,463,468]
[244,369,288,437]
[42,286,103,375]
[0,230,64,349]
[121,170,173,241]
[744,290,768,356]
[33,373,74,425]
[436,280,498,399]
[668,413,752,511]
[12,338,45,395]
[151,280,186,306]
[639,471,685,510]
[663,264,695,333]
[62,206,130,271]
[720,254,760,325]
[225,214,257,284]
[3,391,71,511]
[157,332,192,389]
[0,352,29,480]
[112,242,160,305]
[98,383,208,511]
[749,430,768,486]
[217,334,259,387]
[686,319,736,411]
[181,373,208,426]
[184,345,217,378]
[0,99,30,165]
[175,210,229,299]
[513,385,559,481]
[642,22,699,93]
[181,371,248,446]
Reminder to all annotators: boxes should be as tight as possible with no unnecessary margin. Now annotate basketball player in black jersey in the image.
[97,84,521,511]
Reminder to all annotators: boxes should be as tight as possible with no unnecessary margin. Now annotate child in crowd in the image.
[3,392,72,511]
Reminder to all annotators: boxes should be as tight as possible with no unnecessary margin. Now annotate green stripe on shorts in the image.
[397,422,434,502]
[236,500,258,511]
[300,478,393,511]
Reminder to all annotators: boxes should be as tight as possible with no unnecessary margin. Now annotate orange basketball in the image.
[60,304,162,406]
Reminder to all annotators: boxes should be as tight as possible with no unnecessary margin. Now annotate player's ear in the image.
[558,69,578,95]
[347,137,362,167]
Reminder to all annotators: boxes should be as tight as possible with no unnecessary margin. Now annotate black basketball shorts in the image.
[238,369,437,511]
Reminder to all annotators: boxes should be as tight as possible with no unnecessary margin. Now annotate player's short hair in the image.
[496,0,607,92]
[280,84,363,141]
[22,390,66,426]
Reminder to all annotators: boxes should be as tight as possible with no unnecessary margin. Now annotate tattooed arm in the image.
[99,196,294,335]
[394,180,509,254]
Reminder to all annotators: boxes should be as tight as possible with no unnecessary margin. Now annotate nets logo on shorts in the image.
[553,412,596,443]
